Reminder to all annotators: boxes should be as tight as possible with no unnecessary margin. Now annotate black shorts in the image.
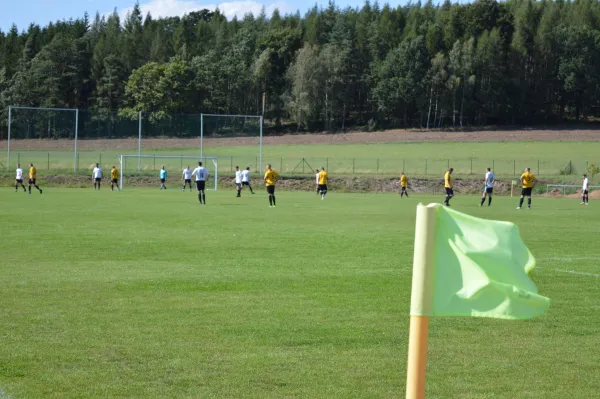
[196,180,206,191]
[242,182,251,186]
[318,184,328,192]
[583,189,588,195]
[236,183,242,188]
[16,179,23,184]
[267,185,275,194]
[95,177,102,182]
[401,186,407,191]
[29,179,36,185]
[111,179,118,184]
[445,187,454,196]
[160,179,166,183]
[521,187,533,196]
[485,187,493,194]
[185,179,191,184]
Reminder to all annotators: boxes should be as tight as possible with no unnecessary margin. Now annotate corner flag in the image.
[406,204,550,399]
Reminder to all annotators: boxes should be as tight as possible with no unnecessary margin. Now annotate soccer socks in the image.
[272,195,276,206]
[444,196,451,206]
[488,197,492,206]
[198,193,203,204]
[202,193,206,204]
[528,198,531,208]
[519,197,524,208]
[480,197,486,206]
[269,195,273,206]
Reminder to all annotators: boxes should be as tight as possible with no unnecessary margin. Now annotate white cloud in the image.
[116,0,293,21]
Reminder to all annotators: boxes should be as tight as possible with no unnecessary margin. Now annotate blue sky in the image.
[0,0,405,32]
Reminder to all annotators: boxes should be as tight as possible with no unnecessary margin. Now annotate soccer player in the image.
[28,163,42,195]
[241,167,254,194]
[264,164,280,207]
[400,173,408,198]
[159,166,168,190]
[192,161,209,204]
[317,167,328,200]
[15,164,26,192]
[235,166,243,197]
[92,163,103,191]
[581,174,589,205]
[480,167,495,207]
[110,166,120,191]
[517,167,536,209]
[182,166,192,191]
[315,169,320,194]
[444,168,454,206]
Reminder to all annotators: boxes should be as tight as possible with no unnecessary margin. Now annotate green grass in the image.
[0,188,599,398]
[3,140,600,178]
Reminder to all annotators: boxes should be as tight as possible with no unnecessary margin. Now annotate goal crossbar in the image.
[118,155,219,191]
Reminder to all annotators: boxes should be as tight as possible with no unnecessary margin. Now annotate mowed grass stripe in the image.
[0,189,598,398]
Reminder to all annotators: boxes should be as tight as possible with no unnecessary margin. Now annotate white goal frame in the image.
[546,184,600,197]
[118,155,219,191]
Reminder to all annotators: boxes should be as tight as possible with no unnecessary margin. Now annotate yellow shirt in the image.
[444,171,452,188]
[400,175,408,187]
[318,171,328,185]
[264,169,279,186]
[111,168,119,179]
[521,172,535,188]
[29,167,36,179]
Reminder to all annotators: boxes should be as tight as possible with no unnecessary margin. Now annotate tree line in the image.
[1,0,599,137]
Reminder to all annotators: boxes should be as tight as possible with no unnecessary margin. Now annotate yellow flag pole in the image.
[406,204,437,399]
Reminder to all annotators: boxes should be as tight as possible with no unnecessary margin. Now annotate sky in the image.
[0,0,406,32]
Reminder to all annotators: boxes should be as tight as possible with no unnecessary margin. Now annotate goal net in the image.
[118,155,218,190]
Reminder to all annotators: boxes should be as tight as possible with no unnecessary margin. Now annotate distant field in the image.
[2,140,600,179]
[0,189,598,398]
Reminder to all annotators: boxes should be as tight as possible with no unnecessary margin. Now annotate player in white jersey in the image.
[234,166,243,197]
[92,163,103,191]
[480,167,495,207]
[192,161,209,204]
[15,164,26,192]
[182,166,192,191]
[581,174,589,205]
[241,167,254,194]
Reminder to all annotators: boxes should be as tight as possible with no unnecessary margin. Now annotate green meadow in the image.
[0,189,598,398]
[3,140,600,178]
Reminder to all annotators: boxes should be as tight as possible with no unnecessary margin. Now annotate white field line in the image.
[536,257,600,277]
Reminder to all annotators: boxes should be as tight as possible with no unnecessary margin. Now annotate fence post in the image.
[513,160,515,175]
[492,159,494,172]
[154,154,156,170]
[377,158,379,175]
[99,153,102,165]
[77,153,79,171]
[470,158,472,175]
[353,158,355,175]
[230,156,233,173]
[403,159,405,173]
[255,157,257,172]
[181,155,183,169]
[326,157,328,171]
[302,158,305,174]
[280,157,283,172]
[538,160,540,176]
[48,153,50,170]
[447,159,450,169]
[17,152,20,165]
[425,159,427,175]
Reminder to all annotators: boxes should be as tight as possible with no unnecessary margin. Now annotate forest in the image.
[1,0,600,136]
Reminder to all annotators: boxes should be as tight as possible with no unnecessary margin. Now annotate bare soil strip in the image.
[2,128,600,151]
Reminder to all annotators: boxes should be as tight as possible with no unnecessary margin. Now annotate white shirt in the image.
[15,168,23,179]
[182,168,192,180]
[192,167,209,181]
[93,167,102,179]
[241,170,250,182]
[485,171,495,188]
[583,177,589,191]
[235,170,243,184]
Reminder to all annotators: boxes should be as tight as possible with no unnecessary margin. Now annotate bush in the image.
[559,161,577,175]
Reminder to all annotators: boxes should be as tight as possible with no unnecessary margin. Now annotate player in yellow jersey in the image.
[317,167,328,200]
[264,164,280,207]
[28,163,42,195]
[443,168,453,206]
[400,173,408,198]
[110,166,120,192]
[517,167,536,209]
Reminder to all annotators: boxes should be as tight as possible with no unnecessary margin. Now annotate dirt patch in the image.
[2,128,600,151]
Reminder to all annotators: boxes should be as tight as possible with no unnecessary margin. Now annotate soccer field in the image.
[0,189,599,398]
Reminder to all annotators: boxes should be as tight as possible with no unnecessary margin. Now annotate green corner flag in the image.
[410,203,550,320]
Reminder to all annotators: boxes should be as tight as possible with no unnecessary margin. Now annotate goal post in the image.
[118,155,219,191]
[200,113,263,173]
[546,184,600,197]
